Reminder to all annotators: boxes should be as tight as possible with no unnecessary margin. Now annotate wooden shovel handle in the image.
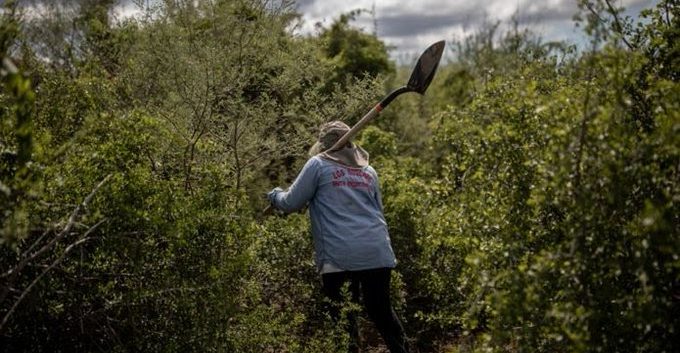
[326,86,412,152]
[327,104,382,152]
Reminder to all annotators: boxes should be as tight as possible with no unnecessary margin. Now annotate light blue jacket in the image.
[268,156,396,272]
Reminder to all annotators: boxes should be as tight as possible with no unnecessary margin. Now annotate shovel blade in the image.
[407,40,445,94]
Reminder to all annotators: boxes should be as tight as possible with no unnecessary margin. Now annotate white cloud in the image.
[114,2,144,20]
[293,0,659,62]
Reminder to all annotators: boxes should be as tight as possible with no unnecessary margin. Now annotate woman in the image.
[267,121,409,353]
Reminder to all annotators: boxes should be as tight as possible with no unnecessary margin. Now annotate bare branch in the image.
[3,174,112,279]
[0,175,112,310]
[22,227,50,256]
[584,2,608,25]
[604,0,635,50]
[0,218,107,333]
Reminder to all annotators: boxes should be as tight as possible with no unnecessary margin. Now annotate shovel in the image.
[327,40,445,152]
[264,40,445,215]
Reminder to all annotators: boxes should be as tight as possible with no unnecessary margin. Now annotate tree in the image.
[1,0,387,351]
[1,0,35,246]
[317,10,394,89]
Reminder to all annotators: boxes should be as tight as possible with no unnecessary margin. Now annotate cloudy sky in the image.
[290,0,659,62]
[107,0,659,62]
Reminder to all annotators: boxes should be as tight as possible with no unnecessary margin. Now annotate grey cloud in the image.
[519,2,578,22]
[517,0,655,23]
[375,1,576,38]
[293,0,316,10]
[379,1,473,17]
[375,2,580,39]
[623,0,658,9]
[376,12,483,38]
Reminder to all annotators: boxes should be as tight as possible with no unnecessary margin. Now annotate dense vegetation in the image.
[1,0,677,352]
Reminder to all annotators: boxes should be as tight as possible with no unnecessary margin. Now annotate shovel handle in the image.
[328,104,382,151]
[327,86,411,152]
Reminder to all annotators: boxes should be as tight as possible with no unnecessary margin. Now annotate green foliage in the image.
[377,3,678,352]
[317,10,395,89]
[1,0,677,352]
[1,0,36,246]
[1,0,384,351]
[357,125,398,158]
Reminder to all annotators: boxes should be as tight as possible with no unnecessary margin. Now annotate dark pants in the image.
[321,267,409,353]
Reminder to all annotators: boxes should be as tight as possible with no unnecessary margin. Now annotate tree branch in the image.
[2,174,111,279]
[0,218,107,333]
[0,175,111,307]
[604,0,635,50]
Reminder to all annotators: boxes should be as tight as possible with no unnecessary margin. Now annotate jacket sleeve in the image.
[267,157,319,213]
[368,166,385,213]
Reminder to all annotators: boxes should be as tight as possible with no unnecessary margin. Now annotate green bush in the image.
[1,0,677,352]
